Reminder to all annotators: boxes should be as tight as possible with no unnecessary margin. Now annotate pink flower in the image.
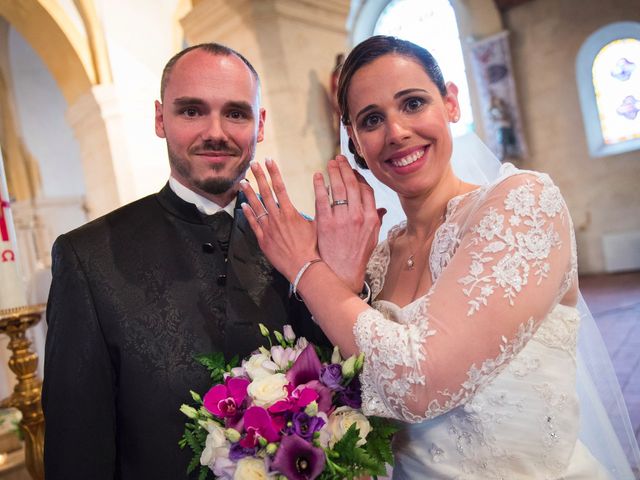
[203,377,250,418]
[268,385,319,415]
[302,380,333,413]
[239,406,283,448]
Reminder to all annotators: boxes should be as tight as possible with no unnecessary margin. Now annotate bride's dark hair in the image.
[337,35,447,169]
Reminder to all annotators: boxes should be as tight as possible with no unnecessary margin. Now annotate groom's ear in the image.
[346,126,363,157]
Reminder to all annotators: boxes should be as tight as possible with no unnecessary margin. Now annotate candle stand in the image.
[0,304,45,480]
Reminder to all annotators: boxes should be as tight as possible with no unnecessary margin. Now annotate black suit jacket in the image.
[42,184,326,479]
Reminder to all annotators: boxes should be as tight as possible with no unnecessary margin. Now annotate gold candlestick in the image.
[0,304,45,480]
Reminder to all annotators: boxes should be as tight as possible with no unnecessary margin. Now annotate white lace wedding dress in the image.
[354,164,617,479]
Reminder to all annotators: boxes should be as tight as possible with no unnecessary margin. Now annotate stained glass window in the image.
[374,0,474,137]
[592,38,640,145]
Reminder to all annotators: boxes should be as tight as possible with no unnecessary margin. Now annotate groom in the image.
[42,44,328,479]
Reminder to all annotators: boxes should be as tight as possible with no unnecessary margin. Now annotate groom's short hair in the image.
[160,43,260,100]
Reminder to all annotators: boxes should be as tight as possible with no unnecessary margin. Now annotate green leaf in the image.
[327,425,384,478]
[194,352,239,382]
[363,417,400,467]
[180,419,209,476]
[198,464,211,480]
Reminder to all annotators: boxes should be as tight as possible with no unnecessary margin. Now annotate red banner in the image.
[1,191,10,243]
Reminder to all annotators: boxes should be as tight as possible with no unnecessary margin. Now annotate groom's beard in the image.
[167,139,255,195]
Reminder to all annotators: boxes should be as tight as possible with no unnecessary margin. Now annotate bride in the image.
[240,35,639,479]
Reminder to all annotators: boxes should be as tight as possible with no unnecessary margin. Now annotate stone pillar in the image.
[66,84,168,219]
[182,0,350,213]
[66,84,130,219]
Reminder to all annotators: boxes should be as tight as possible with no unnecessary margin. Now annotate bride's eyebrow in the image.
[394,88,429,98]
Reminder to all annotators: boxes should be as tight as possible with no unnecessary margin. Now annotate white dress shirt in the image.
[168,177,235,217]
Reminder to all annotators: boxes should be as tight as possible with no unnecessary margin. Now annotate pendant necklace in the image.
[405,213,446,271]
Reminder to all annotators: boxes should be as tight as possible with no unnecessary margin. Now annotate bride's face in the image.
[346,54,460,198]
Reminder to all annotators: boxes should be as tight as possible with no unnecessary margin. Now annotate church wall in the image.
[502,0,640,273]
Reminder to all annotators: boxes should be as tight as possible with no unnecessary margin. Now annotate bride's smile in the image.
[386,145,429,170]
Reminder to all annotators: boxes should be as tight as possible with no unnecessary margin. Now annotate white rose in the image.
[243,352,275,381]
[200,420,229,466]
[233,457,270,480]
[247,373,289,407]
[327,406,371,447]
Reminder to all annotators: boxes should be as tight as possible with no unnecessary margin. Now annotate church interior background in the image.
[0,0,638,476]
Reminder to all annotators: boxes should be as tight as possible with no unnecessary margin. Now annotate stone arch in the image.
[0,0,96,103]
[0,0,125,218]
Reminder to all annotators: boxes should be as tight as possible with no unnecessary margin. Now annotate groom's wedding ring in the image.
[332,199,349,207]
[256,212,269,221]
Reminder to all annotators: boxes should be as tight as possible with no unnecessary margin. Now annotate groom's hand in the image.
[315,155,384,293]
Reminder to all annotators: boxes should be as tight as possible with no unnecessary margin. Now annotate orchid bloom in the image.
[268,385,319,415]
[239,406,282,448]
[203,377,249,418]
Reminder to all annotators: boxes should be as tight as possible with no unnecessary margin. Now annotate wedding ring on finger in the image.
[332,199,349,207]
[256,211,269,222]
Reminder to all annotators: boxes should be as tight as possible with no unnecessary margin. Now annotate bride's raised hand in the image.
[315,155,384,293]
[240,158,319,282]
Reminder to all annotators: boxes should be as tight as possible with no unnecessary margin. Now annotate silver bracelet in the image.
[292,258,322,300]
[359,281,372,303]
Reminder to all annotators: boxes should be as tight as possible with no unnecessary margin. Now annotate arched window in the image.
[372,0,474,137]
[577,22,640,157]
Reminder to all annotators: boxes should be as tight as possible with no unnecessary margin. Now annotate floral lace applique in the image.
[533,382,572,474]
[430,222,460,282]
[355,302,436,419]
[533,307,579,360]
[445,388,524,479]
[458,176,565,316]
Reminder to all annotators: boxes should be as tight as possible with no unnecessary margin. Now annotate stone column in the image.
[182,0,350,213]
[66,83,169,219]
[66,84,129,219]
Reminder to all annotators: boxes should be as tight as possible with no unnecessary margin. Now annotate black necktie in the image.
[207,211,233,255]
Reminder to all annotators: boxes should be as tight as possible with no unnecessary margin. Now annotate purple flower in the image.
[319,364,344,391]
[286,345,322,387]
[271,434,325,480]
[337,376,362,409]
[288,412,325,441]
[228,443,257,461]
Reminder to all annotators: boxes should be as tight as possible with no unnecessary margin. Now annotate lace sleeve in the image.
[354,173,575,423]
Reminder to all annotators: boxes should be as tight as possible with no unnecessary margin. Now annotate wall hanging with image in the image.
[470,31,528,162]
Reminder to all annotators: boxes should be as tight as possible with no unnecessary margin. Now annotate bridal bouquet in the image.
[180,324,397,480]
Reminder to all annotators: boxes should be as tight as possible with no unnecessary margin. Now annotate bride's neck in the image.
[399,169,463,239]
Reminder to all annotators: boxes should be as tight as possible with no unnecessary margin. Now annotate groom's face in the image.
[155,49,265,205]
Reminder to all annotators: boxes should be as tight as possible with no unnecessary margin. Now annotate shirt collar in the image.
[168,177,235,217]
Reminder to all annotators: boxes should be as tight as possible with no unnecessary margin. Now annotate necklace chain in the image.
[402,180,465,271]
